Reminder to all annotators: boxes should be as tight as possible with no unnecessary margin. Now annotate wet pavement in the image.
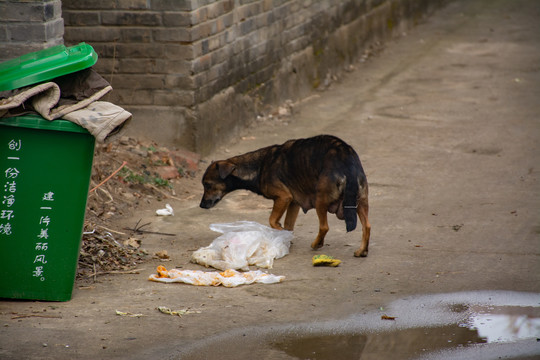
[1,0,540,359]
[177,291,540,359]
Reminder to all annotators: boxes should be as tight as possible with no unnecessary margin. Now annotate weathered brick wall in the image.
[0,0,64,62]
[61,0,445,155]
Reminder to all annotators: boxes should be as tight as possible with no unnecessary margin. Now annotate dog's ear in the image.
[217,161,236,179]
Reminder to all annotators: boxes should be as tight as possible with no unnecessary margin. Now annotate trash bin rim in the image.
[0,114,92,135]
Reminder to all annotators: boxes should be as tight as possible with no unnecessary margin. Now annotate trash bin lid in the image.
[0,114,91,135]
[0,42,97,92]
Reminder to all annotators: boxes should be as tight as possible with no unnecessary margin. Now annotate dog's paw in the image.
[354,249,368,257]
[310,240,325,250]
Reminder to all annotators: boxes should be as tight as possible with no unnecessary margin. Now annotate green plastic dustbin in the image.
[0,43,98,301]
[0,115,95,301]
[0,42,97,91]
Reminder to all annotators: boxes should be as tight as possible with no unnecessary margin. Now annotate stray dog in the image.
[200,135,371,257]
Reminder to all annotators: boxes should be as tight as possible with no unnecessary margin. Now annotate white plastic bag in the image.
[191,221,293,271]
[149,266,284,287]
[156,203,174,216]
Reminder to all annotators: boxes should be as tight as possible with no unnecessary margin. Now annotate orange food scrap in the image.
[220,269,237,278]
[157,265,169,278]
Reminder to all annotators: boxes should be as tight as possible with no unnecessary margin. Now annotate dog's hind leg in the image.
[354,199,371,257]
[284,202,300,231]
[311,203,329,250]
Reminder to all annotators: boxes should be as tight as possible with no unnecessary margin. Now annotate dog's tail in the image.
[343,169,359,232]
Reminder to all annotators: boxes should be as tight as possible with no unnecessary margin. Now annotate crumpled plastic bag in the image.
[148,266,284,287]
[191,221,293,271]
[156,203,174,216]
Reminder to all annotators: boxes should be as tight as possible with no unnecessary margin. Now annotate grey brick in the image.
[164,44,195,61]
[117,58,157,74]
[188,7,208,25]
[190,21,214,42]
[107,89,154,105]
[1,2,45,22]
[111,74,167,90]
[150,0,195,11]
[63,11,101,26]
[162,11,192,27]
[191,53,212,74]
[64,26,121,43]
[45,17,64,40]
[157,60,192,76]
[115,0,150,10]
[153,27,190,42]
[101,11,162,26]
[0,25,7,42]
[44,1,62,21]
[206,1,230,19]
[7,23,47,42]
[121,28,152,43]
[62,0,120,10]
[239,18,255,35]
[97,43,167,59]
[153,89,194,107]
[236,2,263,21]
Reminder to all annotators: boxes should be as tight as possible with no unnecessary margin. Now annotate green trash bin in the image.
[0,116,95,301]
[0,43,98,301]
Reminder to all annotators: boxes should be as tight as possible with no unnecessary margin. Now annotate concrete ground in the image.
[1,0,539,359]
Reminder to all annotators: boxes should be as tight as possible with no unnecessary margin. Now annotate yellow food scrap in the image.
[312,254,341,267]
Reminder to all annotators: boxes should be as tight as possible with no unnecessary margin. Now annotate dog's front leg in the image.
[311,205,329,250]
[269,197,292,230]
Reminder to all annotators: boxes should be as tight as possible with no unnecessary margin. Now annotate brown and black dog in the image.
[200,135,371,257]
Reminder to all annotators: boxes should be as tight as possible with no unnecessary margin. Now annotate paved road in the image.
[1,0,539,359]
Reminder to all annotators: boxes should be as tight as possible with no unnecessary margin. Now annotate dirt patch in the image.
[77,137,201,282]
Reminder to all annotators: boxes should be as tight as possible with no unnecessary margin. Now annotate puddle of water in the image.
[271,324,486,360]
[464,305,540,344]
[272,333,368,359]
[171,291,540,360]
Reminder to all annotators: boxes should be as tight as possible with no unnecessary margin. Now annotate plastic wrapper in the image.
[191,221,293,271]
[148,266,284,287]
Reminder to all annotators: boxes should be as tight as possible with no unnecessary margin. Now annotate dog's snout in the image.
[200,196,220,209]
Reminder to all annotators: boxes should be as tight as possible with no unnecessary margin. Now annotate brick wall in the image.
[0,0,64,62]
[57,0,447,154]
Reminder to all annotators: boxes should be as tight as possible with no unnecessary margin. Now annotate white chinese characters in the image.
[33,190,55,281]
[1,139,20,236]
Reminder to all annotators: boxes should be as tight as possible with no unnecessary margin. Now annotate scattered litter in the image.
[157,306,201,317]
[381,315,397,321]
[149,265,284,287]
[78,225,148,280]
[11,313,62,320]
[154,250,170,260]
[90,161,127,193]
[312,254,341,267]
[191,221,293,271]
[156,203,174,216]
[124,219,176,236]
[115,310,145,317]
[123,237,141,249]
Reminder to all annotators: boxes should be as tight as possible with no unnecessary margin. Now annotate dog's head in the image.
[199,160,236,209]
